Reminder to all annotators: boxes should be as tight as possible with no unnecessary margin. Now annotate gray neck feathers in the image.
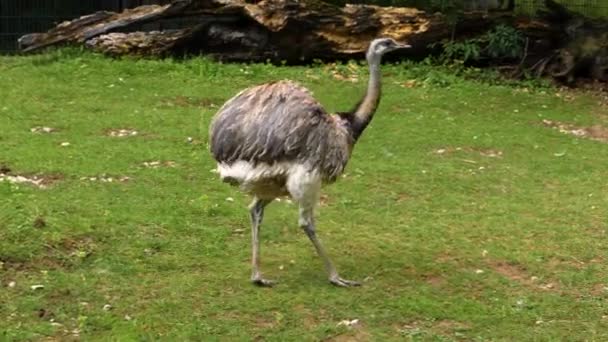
[351,53,382,140]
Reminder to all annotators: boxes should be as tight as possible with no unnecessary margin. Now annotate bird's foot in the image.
[329,276,361,287]
[252,277,276,287]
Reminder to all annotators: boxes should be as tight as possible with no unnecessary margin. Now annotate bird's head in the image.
[366,38,411,61]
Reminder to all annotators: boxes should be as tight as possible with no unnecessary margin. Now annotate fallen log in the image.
[18,5,176,52]
[18,0,505,62]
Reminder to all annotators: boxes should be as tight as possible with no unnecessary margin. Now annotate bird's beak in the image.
[397,42,412,49]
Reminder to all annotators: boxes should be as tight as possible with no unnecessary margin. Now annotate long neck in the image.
[351,55,382,140]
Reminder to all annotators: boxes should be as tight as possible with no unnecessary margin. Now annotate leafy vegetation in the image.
[485,24,526,59]
[1,49,608,340]
[433,24,526,64]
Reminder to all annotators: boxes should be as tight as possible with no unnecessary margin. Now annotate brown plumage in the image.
[209,38,410,287]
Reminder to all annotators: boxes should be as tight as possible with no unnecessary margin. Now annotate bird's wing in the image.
[210,80,343,166]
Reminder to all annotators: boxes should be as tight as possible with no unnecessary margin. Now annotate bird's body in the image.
[209,38,410,287]
[211,80,353,200]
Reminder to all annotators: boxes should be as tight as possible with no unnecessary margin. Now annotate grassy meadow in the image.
[1,49,607,340]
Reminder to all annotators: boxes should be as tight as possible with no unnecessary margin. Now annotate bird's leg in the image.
[299,206,361,287]
[249,197,274,287]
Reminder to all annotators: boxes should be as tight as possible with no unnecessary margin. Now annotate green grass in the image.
[1,48,607,341]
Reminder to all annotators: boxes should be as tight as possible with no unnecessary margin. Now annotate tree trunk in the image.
[18,0,504,63]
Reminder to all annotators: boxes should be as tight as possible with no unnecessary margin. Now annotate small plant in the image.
[439,39,483,63]
[434,24,525,64]
[485,24,525,59]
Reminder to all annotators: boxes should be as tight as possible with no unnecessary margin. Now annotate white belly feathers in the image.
[217,161,322,203]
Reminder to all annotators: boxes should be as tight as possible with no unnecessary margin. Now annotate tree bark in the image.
[18,0,503,62]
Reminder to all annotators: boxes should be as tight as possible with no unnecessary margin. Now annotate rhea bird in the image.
[209,38,410,287]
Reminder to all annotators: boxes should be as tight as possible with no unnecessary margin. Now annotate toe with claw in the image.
[252,277,276,287]
[330,276,361,287]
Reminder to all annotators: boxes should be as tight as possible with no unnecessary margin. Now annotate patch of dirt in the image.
[433,319,471,334]
[394,192,410,203]
[34,235,98,269]
[590,283,608,296]
[105,128,138,137]
[490,261,529,282]
[37,308,54,320]
[395,320,433,338]
[0,255,67,273]
[142,160,177,168]
[55,235,96,253]
[434,252,463,264]
[33,217,47,229]
[560,83,608,107]
[160,95,221,108]
[319,194,330,207]
[546,255,601,271]
[488,260,560,292]
[0,236,97,272]
[253,315,276,329]
[327,321,370,342]
[293,304,323,330]
[542,119,608,143]
[395,320,423,332]
[422,274,446,288]
[0,169,62,189]
[395,319,470,339]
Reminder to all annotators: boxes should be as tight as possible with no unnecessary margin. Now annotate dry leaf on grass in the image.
[106,128,138,137]
[542,119,608,143]
[142,161,177,168]
[30,126,56,133]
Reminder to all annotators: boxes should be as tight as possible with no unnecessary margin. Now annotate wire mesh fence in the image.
[1,0,607,54]
[516,0,608,16]
[340,0,608,17]
[0,0,172,53]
